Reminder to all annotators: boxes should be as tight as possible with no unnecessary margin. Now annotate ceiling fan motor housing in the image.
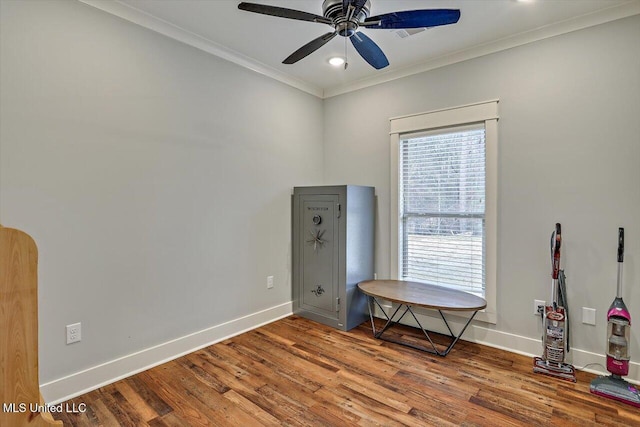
[323,0,370,37]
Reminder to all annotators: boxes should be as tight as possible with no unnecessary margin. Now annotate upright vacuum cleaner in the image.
[590,228,640,407]
[534,223,577,382]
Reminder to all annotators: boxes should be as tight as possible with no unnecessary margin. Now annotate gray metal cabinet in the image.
[292,185,374,331]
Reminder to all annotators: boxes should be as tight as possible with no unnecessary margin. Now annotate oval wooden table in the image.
[358,280,487,356]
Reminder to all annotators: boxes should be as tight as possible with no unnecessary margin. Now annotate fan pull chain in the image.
[344,36,348,70]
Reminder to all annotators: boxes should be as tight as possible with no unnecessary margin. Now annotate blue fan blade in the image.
[363,9,461,29]
[350,32,389,69]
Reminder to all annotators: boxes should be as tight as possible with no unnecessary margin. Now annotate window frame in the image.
[390,100,498,324]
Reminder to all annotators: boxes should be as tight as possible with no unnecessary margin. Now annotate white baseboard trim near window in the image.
[472,325,640,385]
[41,302,293,405]
[372,304,639,384]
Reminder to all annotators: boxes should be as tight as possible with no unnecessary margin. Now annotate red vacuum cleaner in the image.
[533,223,576,381]
[589,228,640,407]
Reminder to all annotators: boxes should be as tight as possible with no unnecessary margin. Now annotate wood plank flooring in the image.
[53,315,640,426]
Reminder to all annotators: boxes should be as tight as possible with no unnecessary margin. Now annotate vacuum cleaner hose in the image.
[558,270,569,352]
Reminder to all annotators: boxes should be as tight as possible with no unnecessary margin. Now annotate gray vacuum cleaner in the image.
[533,223,576,381]
[589,228,640,408]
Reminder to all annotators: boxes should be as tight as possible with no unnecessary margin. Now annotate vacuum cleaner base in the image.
[533,357,577,382]
[590,375,640,408]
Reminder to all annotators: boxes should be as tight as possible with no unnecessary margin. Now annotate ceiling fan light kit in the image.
[329,56,346,66]
[238,0,460,69]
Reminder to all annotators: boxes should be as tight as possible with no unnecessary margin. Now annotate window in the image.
[400,124,486,296]
[390,100,498,323]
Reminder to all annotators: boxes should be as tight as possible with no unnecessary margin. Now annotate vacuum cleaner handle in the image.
[617,227,624,299]
[551,223,562,280]
[618,227,624,263]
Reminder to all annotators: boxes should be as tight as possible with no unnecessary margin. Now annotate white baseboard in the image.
[42,300,638,404]
[41,302,293,404]
[373,303,640,384]
[471,323,640,384]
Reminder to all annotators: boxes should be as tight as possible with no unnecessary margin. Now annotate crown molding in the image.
[322,0,640,98]
[78,0,639,100]
[77,0,324,98]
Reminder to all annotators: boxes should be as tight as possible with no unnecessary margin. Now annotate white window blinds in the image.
[400,124,486,297]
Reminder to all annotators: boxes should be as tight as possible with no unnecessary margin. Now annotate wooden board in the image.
[358,279,487,311]
[0,226,62,426]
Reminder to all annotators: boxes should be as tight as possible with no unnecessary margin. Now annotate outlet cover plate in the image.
[66,322,81,344]
[534,299,545,316]
[582,307,596,325]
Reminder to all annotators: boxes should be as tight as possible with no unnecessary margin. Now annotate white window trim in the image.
[390,100,498,324]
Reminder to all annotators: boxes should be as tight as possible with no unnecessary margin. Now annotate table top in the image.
[358,280,487,311]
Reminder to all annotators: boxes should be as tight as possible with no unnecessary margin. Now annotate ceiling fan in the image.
[238,0,460,69]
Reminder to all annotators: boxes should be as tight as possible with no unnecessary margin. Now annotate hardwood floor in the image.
[53,315,640,426]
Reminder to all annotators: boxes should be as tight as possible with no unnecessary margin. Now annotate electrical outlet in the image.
[534,299,545,316]
[582,307,596,325]
[267,275,274,289]
[66,322,81,344]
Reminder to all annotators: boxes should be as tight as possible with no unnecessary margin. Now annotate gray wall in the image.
[0,0,323,383]
[324,15,640,358]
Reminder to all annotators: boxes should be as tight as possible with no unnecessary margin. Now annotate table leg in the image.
[366,296,478,357]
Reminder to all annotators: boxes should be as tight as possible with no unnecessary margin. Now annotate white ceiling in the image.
[83,0,639,97]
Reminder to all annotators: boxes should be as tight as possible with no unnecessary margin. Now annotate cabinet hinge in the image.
[336,297,340,312]
[336,203,341,218]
